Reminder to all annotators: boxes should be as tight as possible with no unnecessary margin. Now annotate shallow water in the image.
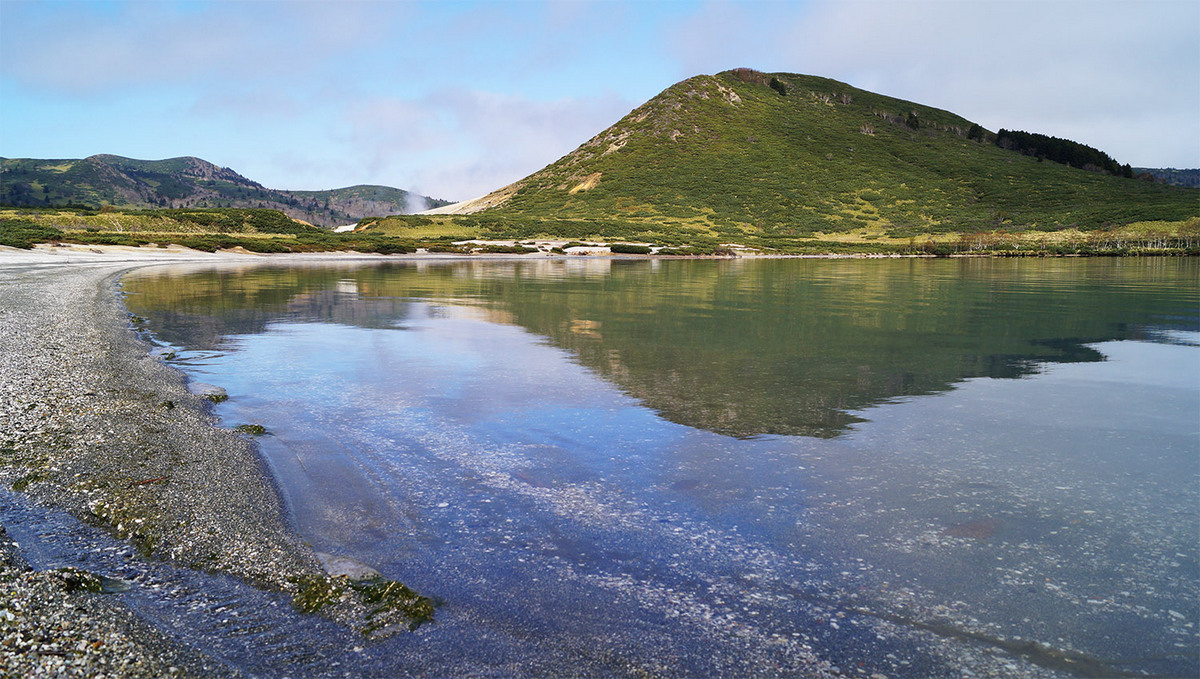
[120,257,1199,677]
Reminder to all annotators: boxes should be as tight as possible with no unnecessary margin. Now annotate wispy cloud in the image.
[0,1,398,94]
[1,0,1195,198]
[343,89,635,200]
[773,0,1199,167]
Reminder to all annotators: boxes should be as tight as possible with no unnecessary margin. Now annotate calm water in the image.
[121,257,1199,678]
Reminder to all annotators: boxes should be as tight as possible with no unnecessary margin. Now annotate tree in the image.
[994,129,1127,176]
[769,77,787,97]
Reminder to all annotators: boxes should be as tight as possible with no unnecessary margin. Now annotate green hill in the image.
[437,69,1196,244]
[0,154,450,228]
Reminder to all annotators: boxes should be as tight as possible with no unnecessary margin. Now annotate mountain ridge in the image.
[430,70,1196,238]
[0,154,450,228]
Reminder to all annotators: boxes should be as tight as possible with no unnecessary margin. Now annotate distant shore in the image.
[0,241,1001,265]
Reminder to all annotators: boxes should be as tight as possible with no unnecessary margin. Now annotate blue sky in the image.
[2,0,1197,201]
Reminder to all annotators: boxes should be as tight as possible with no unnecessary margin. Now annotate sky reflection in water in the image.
[123,258,1199,678]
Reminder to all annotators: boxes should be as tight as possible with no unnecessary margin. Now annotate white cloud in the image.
[0,1,401,94]
[4,0,1194,199]
[659,0,1198,167]
[668,1,781,77]
[772,0,1200,166]
[341,89,635,200]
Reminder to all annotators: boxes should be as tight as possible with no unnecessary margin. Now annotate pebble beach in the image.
[0,247,332,676]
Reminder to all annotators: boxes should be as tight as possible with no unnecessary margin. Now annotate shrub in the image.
[362,240,415,255]
[0,220,65,248]
[609,243,652,254]
[656,246,714,256]
[69,233,149,247]
[241,239,291,253]
[478,244,538,254]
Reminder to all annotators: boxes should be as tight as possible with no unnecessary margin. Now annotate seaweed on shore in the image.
[292,573,436,637]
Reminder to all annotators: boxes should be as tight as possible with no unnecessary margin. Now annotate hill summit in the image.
[432,69,1195,237]
[0,154,450,228]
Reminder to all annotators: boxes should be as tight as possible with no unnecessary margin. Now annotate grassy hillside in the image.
[4,71,1195,256]
[447,70,1196,245]
[0,155,450,227]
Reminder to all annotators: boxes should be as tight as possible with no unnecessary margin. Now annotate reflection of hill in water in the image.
[123,266,416,350]
[124,258,1198,438]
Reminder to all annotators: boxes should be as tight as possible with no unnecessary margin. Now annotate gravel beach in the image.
[0,249,327,675]
[0,242,698,675]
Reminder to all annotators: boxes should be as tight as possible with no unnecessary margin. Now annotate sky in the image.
[1,0,1197,202]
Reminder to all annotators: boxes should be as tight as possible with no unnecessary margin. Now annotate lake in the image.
[121,257,1199,678]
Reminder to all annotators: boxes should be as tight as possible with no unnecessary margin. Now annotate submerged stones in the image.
[0,263,335,671]
[187,382,227,403]
[302,552,435,636]
[49,567,131,595]
[316,552,383,581]
[942,517,1003,540]
[148,347,176,361]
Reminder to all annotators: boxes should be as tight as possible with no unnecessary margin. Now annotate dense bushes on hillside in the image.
[0,219,64,248]
[609,243,653,254]
[995,129,1133,177]
[483,71,1196,235]
[123,208,323,234]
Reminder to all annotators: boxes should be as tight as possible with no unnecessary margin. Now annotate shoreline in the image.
[0,259,321,676]
[4,241,1195,265]
[1,247,1190,675]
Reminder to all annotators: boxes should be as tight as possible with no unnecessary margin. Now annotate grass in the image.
[1,156,451,228]
[457,70,1196,239]
[3,200,1196,258]
[292,574,435,635]
[6,213,1196,257]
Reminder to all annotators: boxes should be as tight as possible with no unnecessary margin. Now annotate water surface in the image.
[122,257,1199,677]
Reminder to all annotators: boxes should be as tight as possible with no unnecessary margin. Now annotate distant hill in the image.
[1134,168,1200,188]
[433,69,1196,237]
[0,155,451,228]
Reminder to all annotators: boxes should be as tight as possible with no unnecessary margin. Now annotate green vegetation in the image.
[477,243,539,254]
[0,218,64,248]
[994,129,1131,177]
[49,568,128,594]
[450,69,1195,245]
[0,155,449,227]
[1,206,323,235]
[124,258,1199,440]
[609,243,652,254]
[4,205,1196,257]
[12,470,48,491]
[292,574,435,635]
[3,72,1195,254]
[0,207,436,253]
